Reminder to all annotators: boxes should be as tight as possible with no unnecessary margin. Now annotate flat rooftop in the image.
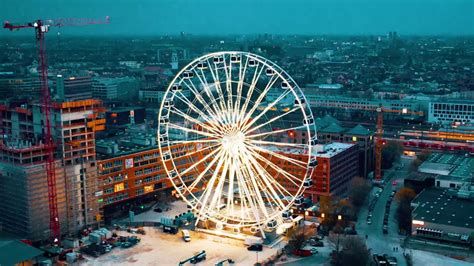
[265,142,354,158]
[419,153,474,181]
[412,188,474,230]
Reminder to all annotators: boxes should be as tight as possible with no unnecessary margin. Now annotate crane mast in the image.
[3,17,108,242]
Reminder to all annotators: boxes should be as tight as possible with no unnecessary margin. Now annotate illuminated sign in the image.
[125,158,134,169]
[412,220,425,225]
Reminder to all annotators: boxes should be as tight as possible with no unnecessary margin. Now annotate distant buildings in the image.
[54,72,93,101]
[428,101,474,125]
[92,77,140,101]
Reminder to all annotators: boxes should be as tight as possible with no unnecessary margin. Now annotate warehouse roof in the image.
[412,188,474,230]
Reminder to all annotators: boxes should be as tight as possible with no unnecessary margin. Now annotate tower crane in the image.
[374,107,423,180]
[3,16,109,242]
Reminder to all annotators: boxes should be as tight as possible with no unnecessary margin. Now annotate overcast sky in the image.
[1,0,473,36]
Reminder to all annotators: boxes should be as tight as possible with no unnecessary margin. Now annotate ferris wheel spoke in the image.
[240,74,279,130]
[170,107,222,136]
[248,139,308,148]
[243,148,298,204]
[234,56,249,124]
[193,67,227,122]
[180,78,227,126]
[169,139,220,145]
[235,160,266,222]
[207,152,230,212]
[207,59,231,123]
[174,91,223,131]
[222,56,235,122]
[238,63,265,128]
[246,124,308,139]
[187,148,225,192]
[235,168,252,221]
[244,106,300,135]
[197,152,227,218]
[245,147,304,186]
[168,122,219,139]
[240,149,284,212]
[226,155,237,215]
[241,89,292,132]
[246,143,307,169]
[178,145,222,177]
[239,152,270,218]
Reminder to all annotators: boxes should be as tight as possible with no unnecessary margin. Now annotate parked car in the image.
[310,248,319,254]
[153,207,163,213]
[247,244,263,251]
[310,240,324,247]
[293,249,312,257]
[373,254,388,265]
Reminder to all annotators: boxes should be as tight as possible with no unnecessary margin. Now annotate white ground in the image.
[411,250,473,266]
[79,227,278,266]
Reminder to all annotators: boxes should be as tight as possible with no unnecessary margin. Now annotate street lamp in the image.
[338,215,342,221]
[321,213,325,219]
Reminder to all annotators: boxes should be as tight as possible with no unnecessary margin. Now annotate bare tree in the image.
[349,177,371,208]
[285,225,316,252]
[329,234,370,266]
[395,187,416,234]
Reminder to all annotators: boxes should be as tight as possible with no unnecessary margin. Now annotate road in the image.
[356,158,412,266]
[278,159,412,266]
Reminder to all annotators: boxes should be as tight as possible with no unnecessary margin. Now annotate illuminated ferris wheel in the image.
[157,51,317,232]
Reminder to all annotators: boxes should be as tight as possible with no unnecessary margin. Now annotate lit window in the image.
[114,182,125,192]
[144,185,153,193]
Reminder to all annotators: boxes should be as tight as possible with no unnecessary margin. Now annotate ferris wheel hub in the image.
[221,130,246,157]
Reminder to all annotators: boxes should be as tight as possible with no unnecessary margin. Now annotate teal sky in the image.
[1,0,473,36]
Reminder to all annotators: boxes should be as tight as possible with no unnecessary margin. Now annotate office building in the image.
[428,101,474,125]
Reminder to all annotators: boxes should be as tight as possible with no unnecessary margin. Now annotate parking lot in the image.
[79,227,278,265]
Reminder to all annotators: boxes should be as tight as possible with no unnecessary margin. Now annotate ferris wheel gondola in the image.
[157,51,317,230]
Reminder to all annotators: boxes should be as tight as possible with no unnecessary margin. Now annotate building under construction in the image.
[0,99,105,241]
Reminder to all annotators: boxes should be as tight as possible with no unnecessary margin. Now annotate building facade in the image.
[0,99,104,240]
[428,101,474,125]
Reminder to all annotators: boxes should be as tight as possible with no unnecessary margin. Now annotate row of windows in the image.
[135,165,162,177]
[432,103,473,112]
[134,152,159,162]
[105,192,129,204]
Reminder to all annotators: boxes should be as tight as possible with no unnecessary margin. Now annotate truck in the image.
[244,236,263,246]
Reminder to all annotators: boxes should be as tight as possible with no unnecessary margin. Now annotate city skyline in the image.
[1,0,473,37]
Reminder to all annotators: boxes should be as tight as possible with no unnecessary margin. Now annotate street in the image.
[356,159,411,266]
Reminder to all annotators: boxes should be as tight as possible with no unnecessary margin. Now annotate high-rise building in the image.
[54,72,93,101]
[0,99,105,240]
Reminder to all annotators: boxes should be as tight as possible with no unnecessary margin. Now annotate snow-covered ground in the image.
[412,250,473,266]
[80,227,278,266]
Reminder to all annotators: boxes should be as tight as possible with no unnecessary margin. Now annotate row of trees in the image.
[395,187,417,234]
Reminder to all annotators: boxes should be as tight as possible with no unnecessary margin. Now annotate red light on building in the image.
[288,130,295,138]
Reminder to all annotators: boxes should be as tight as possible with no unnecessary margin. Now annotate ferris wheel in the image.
[157,51,317,232]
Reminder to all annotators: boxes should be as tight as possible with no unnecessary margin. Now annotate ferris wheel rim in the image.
[157,51,317,228]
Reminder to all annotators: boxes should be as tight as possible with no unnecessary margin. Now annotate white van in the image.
[182,229,191,242]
